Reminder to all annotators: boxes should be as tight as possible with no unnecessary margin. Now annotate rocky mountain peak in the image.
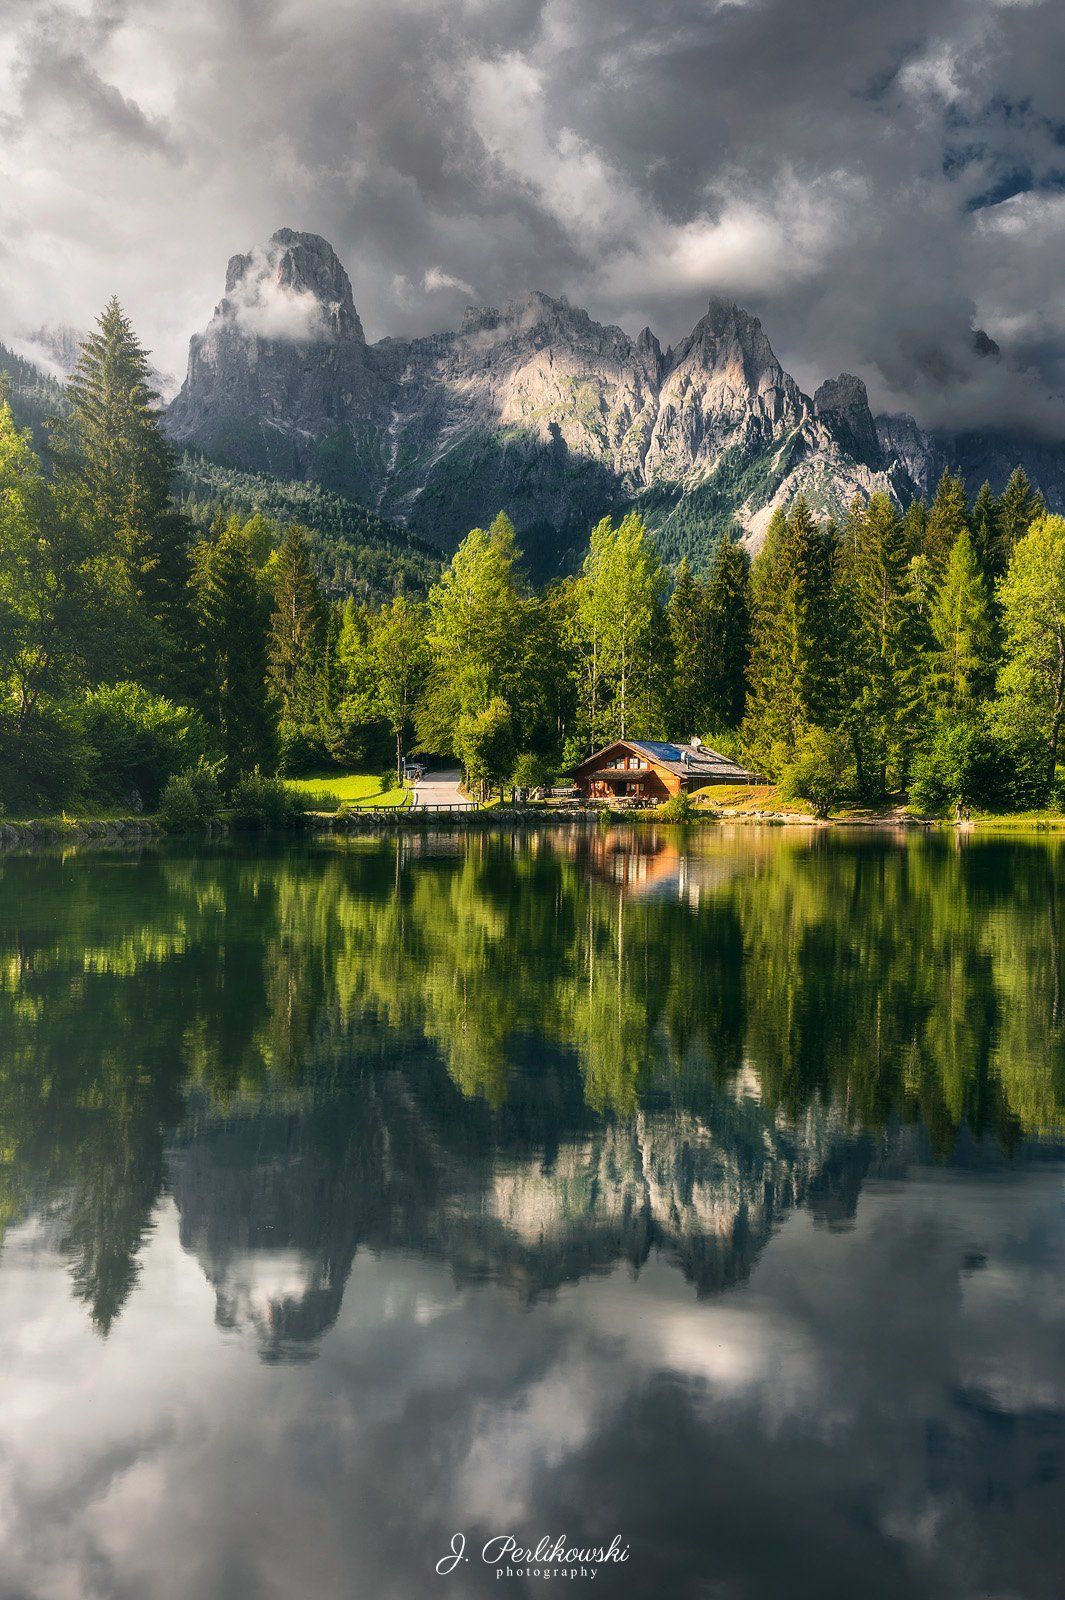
[220,228,364,344]
[167,227,382,463]
[165,226,976,572]
[813,373,882,468]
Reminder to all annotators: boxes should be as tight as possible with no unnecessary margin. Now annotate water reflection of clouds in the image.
[1,1171,1063,1599]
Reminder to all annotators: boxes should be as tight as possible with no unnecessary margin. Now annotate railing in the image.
[410,801,479,811]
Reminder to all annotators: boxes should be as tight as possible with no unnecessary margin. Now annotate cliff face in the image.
[165,228,1062,572]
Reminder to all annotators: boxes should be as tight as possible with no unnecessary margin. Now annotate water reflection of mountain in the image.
[166,1053,877,1360]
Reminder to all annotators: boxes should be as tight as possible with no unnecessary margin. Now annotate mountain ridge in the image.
[167,230,930,572]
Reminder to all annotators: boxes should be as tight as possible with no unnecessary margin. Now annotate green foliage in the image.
[704,534,752,731]
[229,769,306,829]
[656,790,697,823]
[779,726,853,817]
[419,513,550,772]
[81,682,216,807]
[158,762,223,832]
[928,530,995,711]
[455,697,515,796]
[908,717,1000,815]
[997,467,1045,570]
[835,493,925,796]
[994,514,1065,794]
[511,750,553,791]
[0,695,87,812]
[177,455,440,602]
[569,511,667,750]
[369,595,431,781]
[190,518,274,783]
[925,470,970,570]
[742,500,836,776]
[52,300,190,688]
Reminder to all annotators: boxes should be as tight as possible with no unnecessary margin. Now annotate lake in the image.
[1,825,1064,1599]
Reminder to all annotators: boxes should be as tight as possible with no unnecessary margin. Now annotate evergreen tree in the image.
[928,530,995,711]
[190,520,272,783]
[970,482,999,578]
[666,558,708,738]
[924,471,970,571]
[742,501,835,774]
[55,300,189,684]
[267,524,326,766]
[843,493,925,792]
[704,534,751,732]
[996,467,1044,569]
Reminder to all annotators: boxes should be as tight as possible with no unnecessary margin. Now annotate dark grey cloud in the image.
[0,0,1063,432]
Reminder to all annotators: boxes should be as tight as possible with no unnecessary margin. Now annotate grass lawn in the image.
[284,772,412,810]
[695,783,812,815]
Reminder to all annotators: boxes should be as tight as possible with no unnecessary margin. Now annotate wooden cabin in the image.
[566,738,756,803]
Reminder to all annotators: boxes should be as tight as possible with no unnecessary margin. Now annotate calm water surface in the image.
[2,825,1065,1599]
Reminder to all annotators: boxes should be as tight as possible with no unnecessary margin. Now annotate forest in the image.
[2,300,1063,818]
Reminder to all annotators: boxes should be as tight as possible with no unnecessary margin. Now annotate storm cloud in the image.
[1,0,1064,430]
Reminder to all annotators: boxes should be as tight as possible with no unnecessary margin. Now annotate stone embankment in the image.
[0,817,160,849]
[312,806,594,831]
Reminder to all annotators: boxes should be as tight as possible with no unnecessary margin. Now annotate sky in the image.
[1,0,1064,432]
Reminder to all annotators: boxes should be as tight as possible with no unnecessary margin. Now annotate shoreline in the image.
[4,806,1065,850]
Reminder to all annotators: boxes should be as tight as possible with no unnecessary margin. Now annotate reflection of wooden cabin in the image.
[567,739,755,802]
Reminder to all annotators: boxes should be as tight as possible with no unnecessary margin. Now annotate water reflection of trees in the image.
[1,828,1065,1337]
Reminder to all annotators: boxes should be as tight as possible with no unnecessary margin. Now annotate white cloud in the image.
[423,266,476,297]
[225,245,328,343]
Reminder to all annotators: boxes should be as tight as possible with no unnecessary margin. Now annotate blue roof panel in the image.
[631,741,686,761]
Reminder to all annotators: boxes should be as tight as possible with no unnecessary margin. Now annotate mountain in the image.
[176,455,440,602]
[0,341,66,452]
[16,322,178,400]
[1,332,438,604]
[166,230,914,573]
[153,227,1065,573]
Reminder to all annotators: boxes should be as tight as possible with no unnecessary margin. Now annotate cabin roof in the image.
[567,739,754,782]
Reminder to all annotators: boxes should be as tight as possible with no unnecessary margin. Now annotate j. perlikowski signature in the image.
[436,1532,630,1581]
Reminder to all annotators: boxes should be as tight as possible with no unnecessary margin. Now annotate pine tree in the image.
[703,533,751,731]
[970,482,999,578]
[925,471,970,571]
[929,530,995,711]
[666,558,709,738]
[267,524,326,746]
[742,500,836,773]
[997,467,1045,569]
[190,520,272,783]
[56,299,189,684]
[844,493,925,792]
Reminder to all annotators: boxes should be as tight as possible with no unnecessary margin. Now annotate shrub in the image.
[158,763,223,832]
[780,726,853,818]
[909,716,1003,816]
[82,682,216,808]
[0,695,87,813]
[276,718,328,776]
[230,769,306,829]
[656,791,696,823]
[297,788,342,814]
